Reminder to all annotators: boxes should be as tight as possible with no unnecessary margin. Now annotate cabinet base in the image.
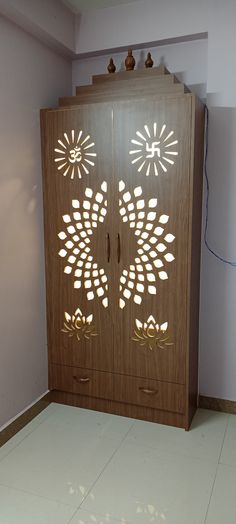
[48,389,189,429]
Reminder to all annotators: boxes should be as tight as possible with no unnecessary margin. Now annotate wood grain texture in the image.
[76,74,176,96]
[59,84,185,107]
[41,103,115,374]
[185,96,205,429]
[50,363,113,400]
[50,364,185,414]
[113,96,192,386]
[199,396,236,414]
[113,374,185,413]
[92,65,169,84]
[41,67,205,430]
[0,396,50,447]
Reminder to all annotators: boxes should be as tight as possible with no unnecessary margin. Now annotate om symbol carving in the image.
[54,130,97,180]
[69,146,82,164]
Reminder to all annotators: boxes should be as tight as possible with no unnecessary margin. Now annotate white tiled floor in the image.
[0,403,235,524]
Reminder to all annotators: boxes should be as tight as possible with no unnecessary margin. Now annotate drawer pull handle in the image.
[73,376,90,384]
[139,387,158,395]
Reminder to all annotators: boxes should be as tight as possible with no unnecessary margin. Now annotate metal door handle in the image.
[139,387,158,395]
[73,376,90,384]
[117,233,121,263]
[106,233,110,262]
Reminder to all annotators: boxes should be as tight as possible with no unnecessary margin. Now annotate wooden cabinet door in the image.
[112,96,193,384]
[41,103,115,372]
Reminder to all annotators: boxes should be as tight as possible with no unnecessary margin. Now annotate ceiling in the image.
[62,0,141,14]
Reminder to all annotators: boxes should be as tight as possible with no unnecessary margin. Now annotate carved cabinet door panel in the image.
[112,97,193,384]
[41,103,115,372]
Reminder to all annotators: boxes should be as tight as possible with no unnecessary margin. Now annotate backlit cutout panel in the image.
[58,182,109,308]
[132,316,173,351]
[129,123,178,176]
[54,129,97,179]
[62,307,97,341]
[119,181,175,308]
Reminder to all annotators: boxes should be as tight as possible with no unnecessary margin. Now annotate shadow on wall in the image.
[116,50,207,102]
[199,103,236,399]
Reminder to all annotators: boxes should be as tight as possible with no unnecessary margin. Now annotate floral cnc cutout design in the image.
[129,122,178,176]
[58,182,108,308]
[54,129,97,180]
[119,181,175,309]
[62,308,97,341]
[132,316,173,351]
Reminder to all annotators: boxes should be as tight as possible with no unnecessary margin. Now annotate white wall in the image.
[0,15,72,428]
[75,0,208,55]
[0,0,76,55]
[73,0,236,401]
[72,39,207,99]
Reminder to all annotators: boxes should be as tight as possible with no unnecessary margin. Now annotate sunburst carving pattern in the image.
[119,180,175,309]
[54,129,97,180]
[129,122,178,176]
[58,182,108,308]
[132,316,173,351]
[62,307,97,341]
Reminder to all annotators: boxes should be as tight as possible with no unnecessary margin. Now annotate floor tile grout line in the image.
[0,410,135,517]
[0,408,58,464]
[203,413,230,524]
[66,506,80,524]
[68,506,133,524]
[218,413,230,464]
[0,480,78,509]
[100,428,224,466]
[71,421,136,520]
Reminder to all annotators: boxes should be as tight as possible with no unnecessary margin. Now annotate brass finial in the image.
[125,48,135,71]
[107,58,116,74]
[145,52,154,68]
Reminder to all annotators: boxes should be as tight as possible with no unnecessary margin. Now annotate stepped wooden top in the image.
[92,64,169,84]
[58,66,189,108]
[41,65,193,113]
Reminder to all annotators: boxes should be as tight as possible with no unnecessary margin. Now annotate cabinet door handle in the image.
[106,233,110,262]
[117,233,121,263]
[73,376,90,384]
[139,387,158,395]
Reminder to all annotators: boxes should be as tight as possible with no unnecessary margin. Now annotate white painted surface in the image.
[0,391,49,432]
[0,0,76,55]
[75,0,208,55]
[63,0,140,12]
[72,38,207,100]
[0,15,72,428]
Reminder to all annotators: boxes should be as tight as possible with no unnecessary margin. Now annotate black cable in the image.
[204,105,236,266]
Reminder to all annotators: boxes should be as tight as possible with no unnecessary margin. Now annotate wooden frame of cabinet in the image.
[41,67,204,430]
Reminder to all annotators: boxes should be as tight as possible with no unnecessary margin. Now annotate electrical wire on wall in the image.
[204,105,236,267]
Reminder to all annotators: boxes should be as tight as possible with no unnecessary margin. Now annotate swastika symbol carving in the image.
[129,123,178,177]
[146,141,161,159]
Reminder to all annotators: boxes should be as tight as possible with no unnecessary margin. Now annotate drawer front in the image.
[50,364,113,400]
[113,375,185,414]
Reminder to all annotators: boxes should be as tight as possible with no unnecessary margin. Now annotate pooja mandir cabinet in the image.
[41,66,205,430]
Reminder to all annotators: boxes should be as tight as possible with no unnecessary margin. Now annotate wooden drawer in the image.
[50,363,113,401]
[113,374,185,414]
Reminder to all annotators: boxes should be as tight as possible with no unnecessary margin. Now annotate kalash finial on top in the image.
[145,52,154,68]
[125,48,136,70]
[107,58,116,74]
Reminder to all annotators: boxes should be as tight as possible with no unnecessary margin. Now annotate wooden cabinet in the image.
[41,67,205,429]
